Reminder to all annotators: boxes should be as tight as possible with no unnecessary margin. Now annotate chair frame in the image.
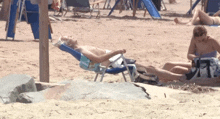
[93,54,135,82]
[62,0,104,18]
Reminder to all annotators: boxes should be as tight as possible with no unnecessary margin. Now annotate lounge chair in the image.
[58,43,136,82]
[204,0,220,16]
[64,0,104,18]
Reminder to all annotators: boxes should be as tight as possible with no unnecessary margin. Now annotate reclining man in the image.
[54,36,127,68]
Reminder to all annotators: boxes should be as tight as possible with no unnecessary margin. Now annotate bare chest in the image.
[82,46,106,55]
[195,42,214,54]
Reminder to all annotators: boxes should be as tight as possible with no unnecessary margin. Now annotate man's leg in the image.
[189,8,213,25]
[162,61,191,71]
[174,18,201,25]
[136,63,185,82]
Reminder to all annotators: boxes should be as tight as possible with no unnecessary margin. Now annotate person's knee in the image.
[195,7,200,11]
[195,8,203,14]
[170,66,188,74]
[163,62,175,70]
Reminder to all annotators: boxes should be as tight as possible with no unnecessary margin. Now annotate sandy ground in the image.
[0,0,220,118]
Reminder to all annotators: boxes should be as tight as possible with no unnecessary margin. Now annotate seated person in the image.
[136,25,220,86]
[174,8,220,25]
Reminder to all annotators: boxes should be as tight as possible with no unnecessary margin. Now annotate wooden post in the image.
[0,0,11,21]
[132,0,135,17]
[39,0,49,82]
[190,0,192,14]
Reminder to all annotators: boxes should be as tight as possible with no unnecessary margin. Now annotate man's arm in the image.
[211,38,220,54]
[81,49,126,63]
[187,38,197,60]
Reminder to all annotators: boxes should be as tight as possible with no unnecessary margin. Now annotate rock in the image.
[18,79,150,103]
[0,74,37,104]
[60,80,150,101]
[17,91,46,103]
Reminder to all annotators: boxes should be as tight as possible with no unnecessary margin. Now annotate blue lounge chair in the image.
[205,0,220,27]
[24,0,52,39]
[108,0,161,19]
[59,43,136,82]
[205,0,220,16]
[64,0,104,18]
[6,0,20,40]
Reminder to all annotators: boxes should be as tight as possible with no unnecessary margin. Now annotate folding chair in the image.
[103,0,112,9]
[64,0,104,18]
[204,0,220,16]
[59,43,136,82]
[161,0,167,11]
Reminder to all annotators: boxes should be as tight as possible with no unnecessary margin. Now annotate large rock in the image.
[60,80,150,101]
[18,79,150,103]
[0,74,37,104]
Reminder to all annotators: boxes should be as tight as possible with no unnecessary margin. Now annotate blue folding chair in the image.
[64,0,104,18]
[59,43,136,82]
[205,0,220,16]
[24,0,52,39]
[6,0,20,40]
[108,0,161,19]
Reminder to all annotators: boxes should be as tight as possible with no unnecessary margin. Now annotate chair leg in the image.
[103,0,107,9]
[107,0,111,9]
[143,9,147,17]
[63,10,68,16]
[122,72,127,82]
[122,56,135,82]
[161,0,167,11]
[94,73,99,81]
[100,72,106,82]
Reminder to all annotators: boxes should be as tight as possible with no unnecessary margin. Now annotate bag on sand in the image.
[186,57,220,80]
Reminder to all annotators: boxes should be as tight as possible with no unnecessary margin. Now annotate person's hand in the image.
[117,49,126,54]
[218,56,220,60]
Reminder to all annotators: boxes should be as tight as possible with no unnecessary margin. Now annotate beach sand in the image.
[0,0,220,118]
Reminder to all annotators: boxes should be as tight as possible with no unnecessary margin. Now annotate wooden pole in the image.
[190,0,192,14]
[0,0,11,21]
[39,0,49,82]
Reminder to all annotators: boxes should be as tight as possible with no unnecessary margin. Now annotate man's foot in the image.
[186,22,193,26]
[52,38,63,47]
[174,18,190,25]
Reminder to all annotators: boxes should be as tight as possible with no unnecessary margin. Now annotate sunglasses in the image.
[194,33,204,37]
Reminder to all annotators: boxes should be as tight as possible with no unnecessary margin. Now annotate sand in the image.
[0,0,220,118]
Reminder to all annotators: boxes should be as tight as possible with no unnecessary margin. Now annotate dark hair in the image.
[193,25,207,37]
